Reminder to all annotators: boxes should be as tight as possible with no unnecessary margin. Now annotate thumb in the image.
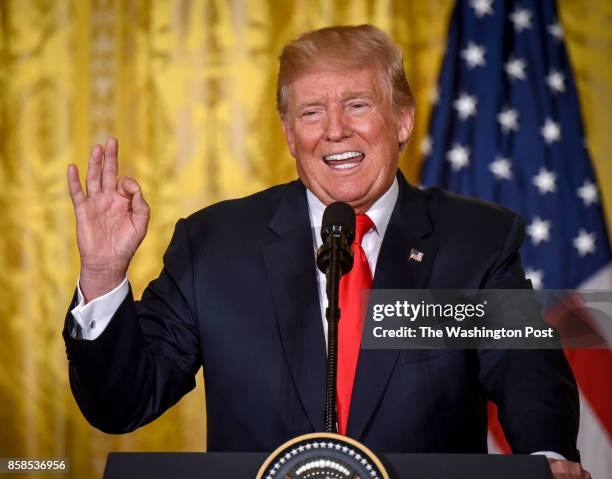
[117,176,141,199]
[117,177,150,239]
[131,188,150,237]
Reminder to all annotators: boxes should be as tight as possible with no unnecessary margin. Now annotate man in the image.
[65,25,589,478]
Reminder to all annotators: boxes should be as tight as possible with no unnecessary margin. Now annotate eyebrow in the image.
[295,91,377,110]
[296,100,325,110]
[342,91,377,101]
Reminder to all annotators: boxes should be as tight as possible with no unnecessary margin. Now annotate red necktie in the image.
[337,213,374,435]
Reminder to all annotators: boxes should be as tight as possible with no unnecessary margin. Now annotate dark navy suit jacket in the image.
[64,173,579,460]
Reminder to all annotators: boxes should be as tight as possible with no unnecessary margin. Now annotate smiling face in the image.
[281,67,414,213]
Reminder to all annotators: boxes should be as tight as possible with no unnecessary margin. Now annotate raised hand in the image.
[68,137,149,302]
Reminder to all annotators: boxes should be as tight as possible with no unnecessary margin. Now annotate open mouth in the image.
[323,150,365,170]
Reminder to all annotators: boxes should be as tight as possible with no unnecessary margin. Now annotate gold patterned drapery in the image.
[0,1,610,477]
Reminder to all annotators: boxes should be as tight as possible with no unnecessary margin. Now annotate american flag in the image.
[420,0,612,475]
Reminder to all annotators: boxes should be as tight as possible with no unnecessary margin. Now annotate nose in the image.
[325,105,352,142]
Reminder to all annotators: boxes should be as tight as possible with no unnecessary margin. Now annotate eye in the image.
[300,110,323,121]
[347,102,371,113]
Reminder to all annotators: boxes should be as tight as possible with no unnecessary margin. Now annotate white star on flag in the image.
[461,42,486,68]
[577,181,598,206]
[446,144,470,170]
[489,157,513,180]
[548,22,564,40]
[497,107,519,132]
[540,118,561,144]
[573,229,596,256]
[527,217,551,245]
[420,135,432,155]
[453,93,478,120]
[525,269,544,289]
[510,8,532,32]
[505,57,527,80]
[532,167,557,194]
[470,0,493,17]
[546,70,566,93]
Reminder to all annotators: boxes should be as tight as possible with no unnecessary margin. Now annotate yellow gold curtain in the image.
[0,1,610,477]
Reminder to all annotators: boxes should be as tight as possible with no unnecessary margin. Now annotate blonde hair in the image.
[277,24,415,116]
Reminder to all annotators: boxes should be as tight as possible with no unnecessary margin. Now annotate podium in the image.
[103,452,553,478]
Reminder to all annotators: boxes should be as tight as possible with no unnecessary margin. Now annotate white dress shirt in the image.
[306,179,398,343]
[71,275,129,340]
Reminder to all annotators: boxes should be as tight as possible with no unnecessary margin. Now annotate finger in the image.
[86,144,104,194]
[131,189,150,238]
[119,177,149,217]
[118,177,150,239]
[131,188,150,218]
[549,460,587,479]
[102,137,118,192]
[117,176,142,198]
[67,164,86,208]
[569,463,584,475]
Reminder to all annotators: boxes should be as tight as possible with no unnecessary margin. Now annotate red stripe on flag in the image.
[487,402,512,453]
[541,293,612,440]
[565,349,612,440]
[488,292,612,453]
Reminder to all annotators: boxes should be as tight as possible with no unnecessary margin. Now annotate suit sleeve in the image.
[63,219,201,434]
[476,213,581,461]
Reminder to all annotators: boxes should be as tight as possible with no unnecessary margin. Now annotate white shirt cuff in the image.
[531,451,567,461]
[70,276,129,340]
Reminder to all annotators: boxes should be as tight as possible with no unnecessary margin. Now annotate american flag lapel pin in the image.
[409,248,424,263]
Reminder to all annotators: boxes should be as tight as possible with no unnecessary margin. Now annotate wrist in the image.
[79,266,127,303]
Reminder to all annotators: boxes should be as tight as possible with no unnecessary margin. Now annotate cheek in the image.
[353,113,391,135]
[295,131,323,158]
[354,121,397,155]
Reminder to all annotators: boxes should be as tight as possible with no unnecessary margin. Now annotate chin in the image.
[327,186,372,208]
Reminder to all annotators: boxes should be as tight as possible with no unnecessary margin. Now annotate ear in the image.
[281,116,297,158]
[396,106,415,147]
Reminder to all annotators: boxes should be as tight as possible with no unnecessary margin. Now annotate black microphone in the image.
[316,202,355,433]
[316,202,355,276]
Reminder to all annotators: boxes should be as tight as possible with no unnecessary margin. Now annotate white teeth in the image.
[324,151,363,161]
[330,162,359,170]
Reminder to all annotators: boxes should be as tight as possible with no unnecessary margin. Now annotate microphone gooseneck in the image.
[316,202,355,434]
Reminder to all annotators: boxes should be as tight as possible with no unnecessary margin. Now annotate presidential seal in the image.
[256,432,389,479]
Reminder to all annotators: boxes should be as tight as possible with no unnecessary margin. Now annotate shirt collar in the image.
[306,177,399,246]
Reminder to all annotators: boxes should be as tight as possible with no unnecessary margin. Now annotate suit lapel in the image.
[262,180,327,432]
[348,173,439,439]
